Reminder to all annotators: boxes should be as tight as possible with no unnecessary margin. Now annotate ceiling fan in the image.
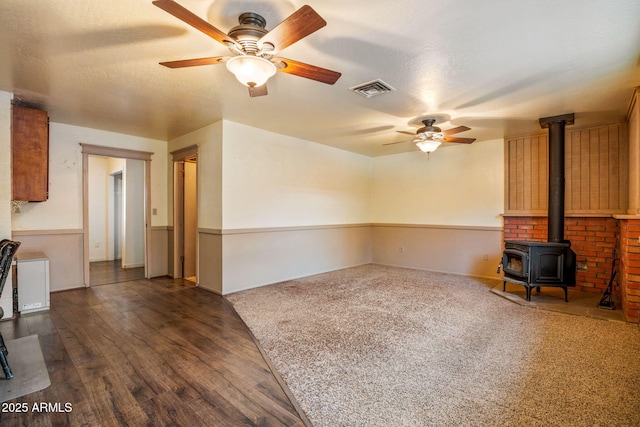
[152,0,341,97]
[383,118,476,154]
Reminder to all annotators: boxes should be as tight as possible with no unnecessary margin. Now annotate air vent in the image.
[349,79,395,98]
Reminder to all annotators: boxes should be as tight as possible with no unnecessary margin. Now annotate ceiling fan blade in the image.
[273,58,341,84]
[396,131,416,136]
[442,125,471,136]
[152,0,235,47]
[442,136,476,144]
[259,5,326,53]
[159,56,227,68]
[248,84,268,97]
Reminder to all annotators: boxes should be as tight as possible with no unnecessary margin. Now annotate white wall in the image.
[12,122,168,231]
[88,156,109,261]
[372,139,504,227]
[0,91,12,240]
[0,92,12,319]
[168,122,222,230]
[222,120,372,229]
[123,159,145,268]
[106,158,125,260]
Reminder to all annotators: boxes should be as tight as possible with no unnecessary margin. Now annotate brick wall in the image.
[503,216,618,294]
[619,219,640,323]
[504,216,640,323]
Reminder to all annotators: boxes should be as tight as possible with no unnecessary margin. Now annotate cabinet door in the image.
[12,105,49,201]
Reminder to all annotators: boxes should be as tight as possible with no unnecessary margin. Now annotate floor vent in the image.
[349,79,395,98]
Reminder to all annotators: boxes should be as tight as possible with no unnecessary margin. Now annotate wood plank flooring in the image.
[90,260,145,286]
[0,276,306,426]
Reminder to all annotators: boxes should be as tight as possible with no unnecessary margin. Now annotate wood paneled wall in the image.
[505,134,548,213]
[505,123,628,215]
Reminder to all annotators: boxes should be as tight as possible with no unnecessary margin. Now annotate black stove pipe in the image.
[539,113,574,243]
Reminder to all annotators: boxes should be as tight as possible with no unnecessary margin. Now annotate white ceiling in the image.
[1,0,639,156]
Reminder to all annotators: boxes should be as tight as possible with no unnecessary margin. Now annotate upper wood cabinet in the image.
[12,105,49,202]
[504,123,628,215]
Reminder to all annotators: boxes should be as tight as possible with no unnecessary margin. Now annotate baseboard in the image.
[122,263,144,269]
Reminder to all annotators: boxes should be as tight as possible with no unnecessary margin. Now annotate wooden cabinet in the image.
[12,105,49,201]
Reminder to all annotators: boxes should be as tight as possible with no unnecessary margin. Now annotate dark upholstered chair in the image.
[0,239,21,379]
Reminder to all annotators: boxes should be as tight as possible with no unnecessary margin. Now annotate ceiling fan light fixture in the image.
[415,140,441,153]
[225,55,277,87]
[418,131,444,141]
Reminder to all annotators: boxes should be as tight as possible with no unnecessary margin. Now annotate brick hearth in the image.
[504,216,639,323]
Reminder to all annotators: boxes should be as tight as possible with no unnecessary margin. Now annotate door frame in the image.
[170,145,198,281]
[81,143,153,287]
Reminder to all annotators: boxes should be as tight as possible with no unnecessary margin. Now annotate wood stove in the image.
[502,240,576,301]
[501,113,577,301]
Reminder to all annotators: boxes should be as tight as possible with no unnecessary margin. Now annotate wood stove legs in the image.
[503,281,569,302]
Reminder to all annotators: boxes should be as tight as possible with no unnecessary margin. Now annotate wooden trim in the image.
[371,223,503,231]
[12,229,83,236]
[626,87,639,122]
[145,159,152,280]
[198,228,223,235]
[502,212,621,218]
[151,226,169,231]
[218,223,372,235]
[82,151,89,286]
[170,144,198,161]
[613,214,640,220]
[199,223,502,235]
[80,143,153,161]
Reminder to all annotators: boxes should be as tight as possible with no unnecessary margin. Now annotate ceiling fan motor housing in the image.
[228,13,269,54]
[416,119,443,141]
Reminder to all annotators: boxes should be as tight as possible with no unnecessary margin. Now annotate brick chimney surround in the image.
[503,88,640,323]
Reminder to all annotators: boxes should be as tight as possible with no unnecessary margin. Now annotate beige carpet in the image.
[226,264,640,427]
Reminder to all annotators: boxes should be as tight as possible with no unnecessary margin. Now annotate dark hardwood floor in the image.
[90,260,145,286]
[0,276,306,426]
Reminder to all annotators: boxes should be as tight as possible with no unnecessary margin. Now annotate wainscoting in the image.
[149,226,169,278]
[198,225,372,295]
[13,228,169,292]
[12,229,84,292]
[13,224,504,295]
[372,224,504,279]
[195,223,504,295]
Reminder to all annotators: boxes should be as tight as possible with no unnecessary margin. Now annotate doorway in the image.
[174,157,197,281]
[88,157,146,286]
[171,145,198,282]
[81,144,154,287]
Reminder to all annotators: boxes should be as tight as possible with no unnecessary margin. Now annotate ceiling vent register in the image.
[349,79,395,98]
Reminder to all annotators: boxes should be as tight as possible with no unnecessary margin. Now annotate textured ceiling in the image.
[1,0,639,156]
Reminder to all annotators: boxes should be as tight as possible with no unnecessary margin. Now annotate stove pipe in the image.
[539,113,574,243]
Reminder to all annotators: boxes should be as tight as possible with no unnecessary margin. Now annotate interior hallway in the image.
[89,260,145,286]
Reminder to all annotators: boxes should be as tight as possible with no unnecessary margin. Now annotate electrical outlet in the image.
[482,254,489,262]
[94,242,100,248]
[400,247,405,253]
